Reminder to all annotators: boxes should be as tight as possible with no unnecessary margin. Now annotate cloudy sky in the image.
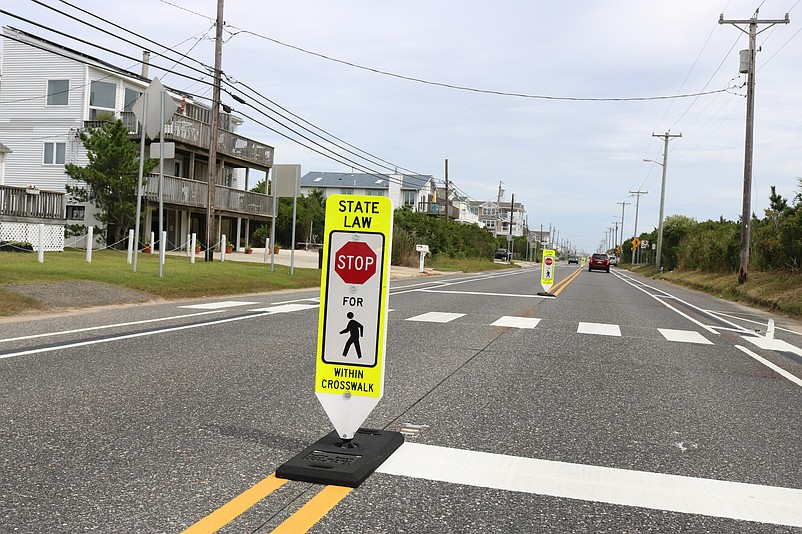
[3,0,801,253]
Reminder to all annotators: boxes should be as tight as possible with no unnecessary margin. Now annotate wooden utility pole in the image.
[508,193,515,253]
[652,131,681,272]
[495,181,503,238]
[628,190,647,263]
[719,11,789,283]
[205,0,225,261]
[617,200,630,253]
[444,159,449,221]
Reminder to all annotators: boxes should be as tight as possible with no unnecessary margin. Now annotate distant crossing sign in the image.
[541,249,556,293]
[316,195,393,440]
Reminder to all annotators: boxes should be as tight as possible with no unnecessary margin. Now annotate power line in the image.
[225,26,732,103]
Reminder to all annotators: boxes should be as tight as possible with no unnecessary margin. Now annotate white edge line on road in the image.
[613,272,720,335]
[0,311,274,361]
[710,310,802,337]
[735,345,802,388]
[377,442,802,528]
[0,310,225,344]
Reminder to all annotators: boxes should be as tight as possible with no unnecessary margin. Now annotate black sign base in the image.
[537,291,556,297]
[276,428,404,487]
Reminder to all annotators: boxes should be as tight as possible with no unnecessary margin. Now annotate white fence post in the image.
[38,224,45,263]
[86,226,93,263]
[127,229,134,264]
[221,234,227,262]
[190,233,196,264]
[150,231,155,254]
[159,230,167,277]
[186,233,191,256]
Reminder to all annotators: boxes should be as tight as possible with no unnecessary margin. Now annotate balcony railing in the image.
[114,112,274,168]
[0,185,65,220]
[143,174,274,218]
[417,201,460,219]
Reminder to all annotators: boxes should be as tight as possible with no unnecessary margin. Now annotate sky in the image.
[2,0,801,253]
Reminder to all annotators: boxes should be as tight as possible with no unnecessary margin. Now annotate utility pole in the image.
[495,181,504,238]
[629,190,648,263]
[612,221,619,253]
[653,132,682,272]
[444,159,449,221]
[205,0,225,262]
[617,200,630,255]
[720,11,789,283]
[508,193,515,253]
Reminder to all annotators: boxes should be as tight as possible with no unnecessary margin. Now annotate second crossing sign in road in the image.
[316,194,394,440]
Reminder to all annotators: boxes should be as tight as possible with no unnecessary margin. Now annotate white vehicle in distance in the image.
[608,254,618,266]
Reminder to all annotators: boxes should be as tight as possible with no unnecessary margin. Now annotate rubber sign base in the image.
[537,291,556,298]
[275,428,404,487]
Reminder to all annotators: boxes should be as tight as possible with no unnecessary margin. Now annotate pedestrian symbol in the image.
[340,312,364,359]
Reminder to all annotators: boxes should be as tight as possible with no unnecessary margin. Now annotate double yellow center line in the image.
[550,266,583,296]
[183,473,352,533]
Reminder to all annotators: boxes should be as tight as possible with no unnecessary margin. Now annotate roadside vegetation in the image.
[610,181,802,320]
[625,263,802,320]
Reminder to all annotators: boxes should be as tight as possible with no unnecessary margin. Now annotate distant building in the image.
[0,26,275,251]
[300,171,483,226]
[469,199,527,237]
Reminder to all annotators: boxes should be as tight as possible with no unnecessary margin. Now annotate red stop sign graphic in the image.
[545,257,553,266]
[334,241,377,284]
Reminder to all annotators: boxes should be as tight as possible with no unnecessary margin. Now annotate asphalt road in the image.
[1,264,801,532]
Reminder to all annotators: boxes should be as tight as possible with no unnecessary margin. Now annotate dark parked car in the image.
[568,255,579,264]
[494,248,511,261]
[588,253,610,273]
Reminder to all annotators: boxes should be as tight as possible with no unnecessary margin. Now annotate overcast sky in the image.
[3,0,801,253]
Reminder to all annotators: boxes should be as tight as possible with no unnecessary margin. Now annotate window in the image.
[66,205,85,221]
[89,80,117,119]
[365,189,385,196]
[123,87,141,112]
[43,142,66,165]
[340,188,354,195]
[403,191,416,207]
[482,207,496,216]
[484,220,496,229]
[46,80,69,106]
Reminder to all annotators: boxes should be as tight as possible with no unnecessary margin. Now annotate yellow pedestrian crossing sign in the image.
[315,195,393,440]
[541,249,556,293]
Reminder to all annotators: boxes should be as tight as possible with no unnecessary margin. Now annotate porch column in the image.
[235,217,242,251]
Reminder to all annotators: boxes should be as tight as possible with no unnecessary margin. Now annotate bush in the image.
[0,241,34,252]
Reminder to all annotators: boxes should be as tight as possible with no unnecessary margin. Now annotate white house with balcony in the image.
[469,199,527,238]
[0,26,275,251]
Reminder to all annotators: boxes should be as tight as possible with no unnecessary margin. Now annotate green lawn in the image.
[1,250,517,317]
[0,250,322,316]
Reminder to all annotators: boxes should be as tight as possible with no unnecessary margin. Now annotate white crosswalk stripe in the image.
[491,316,541,329]
[406,312,466,323]
[578,322,622,336]
[658,328,714,344]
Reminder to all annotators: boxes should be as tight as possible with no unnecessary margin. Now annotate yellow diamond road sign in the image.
[631,237,641,248]
[316,195,393,440]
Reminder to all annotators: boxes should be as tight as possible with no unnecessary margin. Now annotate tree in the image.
[65,120,157,247]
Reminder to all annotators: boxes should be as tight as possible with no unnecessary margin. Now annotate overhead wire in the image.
[225,26,731,102]
[6,3,428,190]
